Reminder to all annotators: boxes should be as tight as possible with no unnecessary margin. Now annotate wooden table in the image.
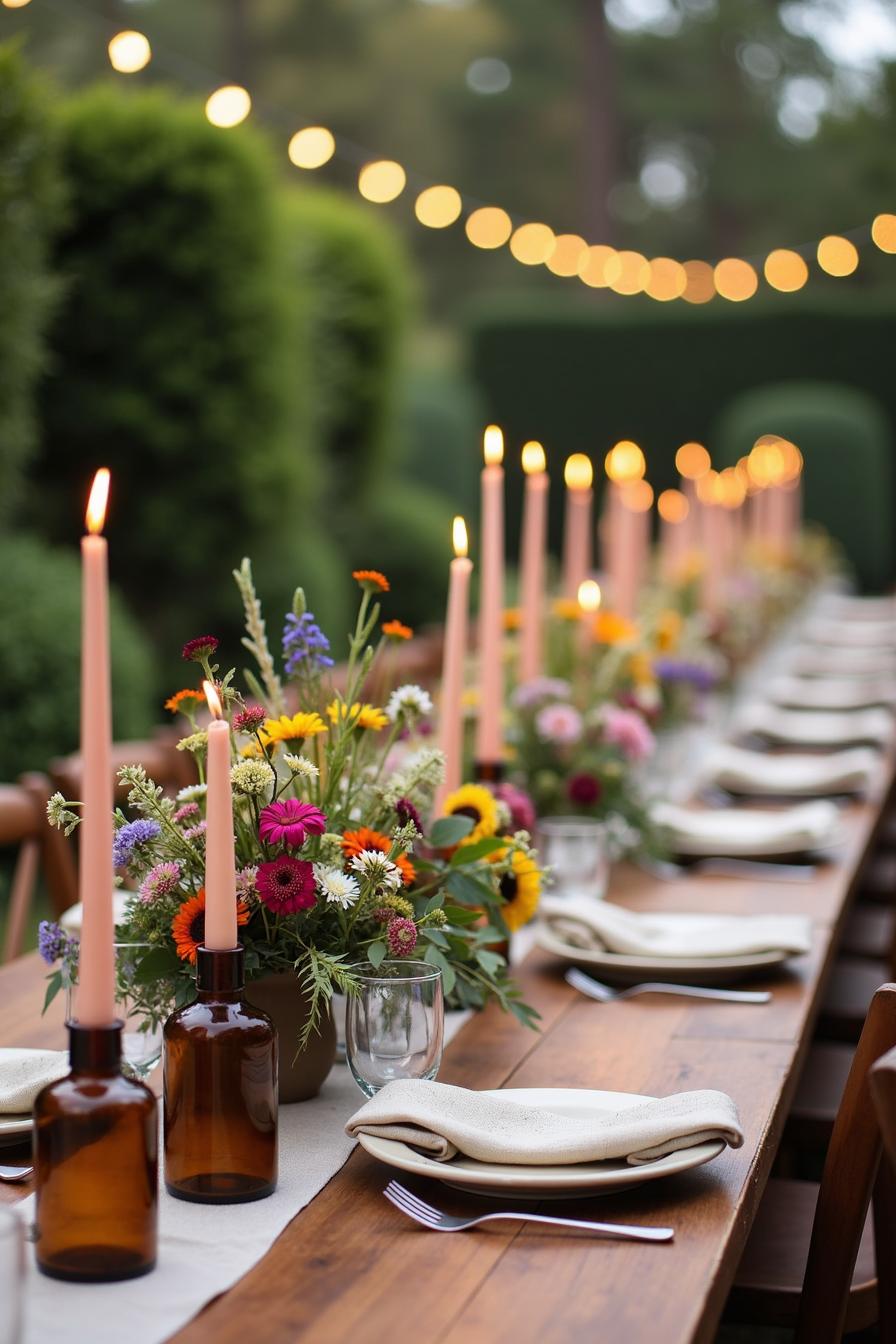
[2,779,892,1343]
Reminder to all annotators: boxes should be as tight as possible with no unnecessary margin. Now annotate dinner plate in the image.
[357,1087,726,1199]
[0,1112,33,1145]
[535,925,790,985]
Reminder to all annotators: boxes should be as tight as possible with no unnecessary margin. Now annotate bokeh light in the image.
[509,222,555,265]
[763,248,809,293]
[546,234,587,277]
[578,579,602,612]
[205,86,252,128]
[605,440,646,483]
[713,257,759,302]
[680,260,716,305]
[521,441,547,474]
[817,235,859,276]
[465,207,513,249]
[606,250,650,295]
[414,185,463,228]
[675,441,711,480]
[564,453,593,490]
[288,127,336,169]
[621,478,654,512]
[695,469,721,505]
[483,424,504,466]
[358,160,406,203]
[108,31,151,73]
[657,488,689,523]
[578,244,616,288]
[645,257,687,302]
[872,214,896,254]
[717,466,747,509]
[1,0,33,8]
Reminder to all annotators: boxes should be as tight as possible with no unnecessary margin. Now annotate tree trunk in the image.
[581,0,617,245]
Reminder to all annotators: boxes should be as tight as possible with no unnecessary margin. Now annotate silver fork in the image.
[565,967,771,1005]
[383,1181,674,1241]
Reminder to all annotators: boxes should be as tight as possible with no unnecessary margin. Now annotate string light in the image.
[817,235,859,276]
[107,31,151,73]
[358,160,406,204]
[763,249,808,293]
[509,222,555,265]
[414,185,462,228]
[872,214,896,254]
[578,245,616,288]
[681,260,715,304]
[546,234,587,277]
[288,127,335,169]
[645,257,686,302]
[1,0,32,8]
[465,207,512,249]
[714,257,759,302]
[606,250,649,295]
[205,85,251,128]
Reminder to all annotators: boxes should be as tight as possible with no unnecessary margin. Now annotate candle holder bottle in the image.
[474,760,505,784]
[33,1023,158,1282]
[164,945,277,1204]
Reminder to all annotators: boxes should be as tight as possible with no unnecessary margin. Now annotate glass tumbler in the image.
[0,1208,24,1344]
[536,816,609,900]
[67,943,165,1080]
[346,961,444,1098]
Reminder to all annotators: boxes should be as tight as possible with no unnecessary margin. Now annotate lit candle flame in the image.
[675,441,711,481]
[483,424,504,467]
[203,680,223,719]
[577,578,602,613]
[564,453,593,491]
[696,469,721,506]
[452,515,468,559]
[657,488,689,524]
[85,468,111,535]
[604,441,645,484]
[621,478,654,512]
[521,441,546,475]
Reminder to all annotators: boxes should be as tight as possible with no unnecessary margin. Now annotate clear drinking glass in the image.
[66,943,164,1080]
[346,961,444,1098]
[536,816,609,900]
[0,1208,24,1344]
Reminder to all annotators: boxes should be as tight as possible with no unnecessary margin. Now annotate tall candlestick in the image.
[78,469,116,1027]
[436,517,473,808]
[657,488,690,583]
[475,426,505,765]
[519,441,549,683]
[203,681,238,950]
[562,453,594,598]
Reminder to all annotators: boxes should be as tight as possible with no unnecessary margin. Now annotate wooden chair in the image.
[0,773,77,962]
[49,727,195,805]
[726,983,896,1342]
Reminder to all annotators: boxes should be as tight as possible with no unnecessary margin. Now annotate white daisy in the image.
[386,684,434,723]
[349,849,403,892]
[313,865,360,909]
[176,783,208,804]
[284,753,319,779]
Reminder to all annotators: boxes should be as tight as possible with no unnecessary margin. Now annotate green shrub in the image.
[0,534,156,779]
[284,186,413,500]
[399,366,482,521]
[0,41,63,523]
[713,381,893,591]
[25,86,310,666]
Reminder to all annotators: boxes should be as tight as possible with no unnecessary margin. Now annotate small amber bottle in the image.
[164,945,277,1204]
[34,1023,158,1282]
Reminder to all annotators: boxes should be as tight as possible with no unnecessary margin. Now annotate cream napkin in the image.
[705,742,879,797]
[346,1078,743,1166]
[736,703,893,749]
[539,894,812,958]
[0,1048,68,1114]
[60,890,131,933]
[786,647,896,679]
[816,594,896,621]
[651,799,841,856]
[804,618,896,649]
[768,674,896,712]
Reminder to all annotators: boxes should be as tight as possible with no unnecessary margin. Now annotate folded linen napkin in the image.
[346,1078,743,1166]
[0,1048,68,1114]
[803,618,896,649]
[736,703,893,749]
[705,743,879,797]
[539,894,812,959]
[650,799,841,856]
[815,594,896,621]
[60,890,131,933]
[786,648,896,679]
[768,675,896,712]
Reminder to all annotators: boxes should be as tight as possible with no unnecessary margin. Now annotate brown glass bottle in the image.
[164,945,277,1203]
[474,760,506,784]
[34,1023,158,1282]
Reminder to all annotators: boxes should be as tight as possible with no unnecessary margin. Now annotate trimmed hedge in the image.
[0,41,63,526]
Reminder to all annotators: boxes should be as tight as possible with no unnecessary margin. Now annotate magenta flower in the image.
[182,635,219,663]
[259,798,327,848]
[257,856,317,914]
[602,705,656,762]
[386,917,418,957]
[535,702,583,745]
[567,772,603,807]
[233,705,267,733]
[492,782,537,833]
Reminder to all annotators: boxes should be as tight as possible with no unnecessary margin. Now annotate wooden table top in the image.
[2,778,892,1344]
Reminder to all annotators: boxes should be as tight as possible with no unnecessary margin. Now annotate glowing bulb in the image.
[621,478,654,512]
[288,126,335,169]
[414,185,462,229]
[358,160,406,204]
[107,31,151,73]
[578,244,616,288]
[605,441,646,484]
[675,441,711,480]
[872,214,896,254]
[645,257,687,302]
[817,235,859,277]
[714,258,758,302]
[453,516,468,558]
[546,234,587,278]
[577,579,602,614]
[717,467,746,509]
[763,248,809,293]
[483,425,504,467]
[657,488,689,524]
[681,260,715,305]
[564,453,593,491]
[465,207,512,249]
[696,469,720,506]
[205,85,251,128]
[521,441,546,475]
[606,250,649,295]
[203,680,223,719]
[1,0,33,8]
[509,222,555,266]
[85,468,111,535]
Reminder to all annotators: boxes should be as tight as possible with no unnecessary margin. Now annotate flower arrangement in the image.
[46,563,541,1044]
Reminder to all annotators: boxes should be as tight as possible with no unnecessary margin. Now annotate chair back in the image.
[0,774,77,962]
[796,982,896,1343]
[871,1043,896,1175]
[49,728,196,804]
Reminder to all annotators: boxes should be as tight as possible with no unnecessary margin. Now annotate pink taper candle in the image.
[77,469,116,1026]
[436,517,473,808]
[202,681,238,950]
[562,454,594,598]
[475,426,505,764]
[657,488,690,582]
[519,441,549,683]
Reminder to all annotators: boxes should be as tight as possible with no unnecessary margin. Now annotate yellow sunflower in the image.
[498,848,542,931]
[552,598,582,622]
[594,610,639,645]
[326,700,389,731]
[442,784,500,843]
[262,712,328,744]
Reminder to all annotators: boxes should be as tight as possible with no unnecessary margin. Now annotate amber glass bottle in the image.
[34,1023,158,1282]
[164,945,277,1203]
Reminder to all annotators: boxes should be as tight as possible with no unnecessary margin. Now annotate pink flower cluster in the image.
[602,705,655,762]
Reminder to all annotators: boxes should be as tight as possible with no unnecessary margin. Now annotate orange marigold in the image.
[164,688,205,714]
[382,619,413,641]
[341,827,416,886]
[171,889,250,965]
[352,569,390,593]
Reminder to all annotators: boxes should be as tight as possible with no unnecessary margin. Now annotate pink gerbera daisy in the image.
[259,798,327,848]
[257,856,317,914]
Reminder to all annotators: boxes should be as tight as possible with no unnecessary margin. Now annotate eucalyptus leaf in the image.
[368,940,387,970]
[429,815,475,848]
[42,971,63,1015]
[132,946,180,984]
[448,836,507,866]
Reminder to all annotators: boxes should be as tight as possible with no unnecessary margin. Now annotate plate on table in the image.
[0,1113,33,1146]
[535,925,790,986]
[357,1087,726,1199]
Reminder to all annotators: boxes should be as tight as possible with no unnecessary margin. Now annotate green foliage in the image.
[0,40,63,525]
[284,185,413,498]
[0,534,156,778]
[468,296,896,578]
[714,381,894,591]
[24,85,309,673]
[398,365,482,521]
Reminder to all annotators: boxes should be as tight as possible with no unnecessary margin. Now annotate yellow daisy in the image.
[629,651,656,689]
[594,610,639,645]
[498,848,542,931]
[262,712,327,744]
[442,784,500,844]
[656,609,683,653]
[502,607,522,632]
[552,598,582,622]
[326,700,389,732]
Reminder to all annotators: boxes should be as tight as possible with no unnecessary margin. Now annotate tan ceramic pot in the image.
[245,972,336,1103]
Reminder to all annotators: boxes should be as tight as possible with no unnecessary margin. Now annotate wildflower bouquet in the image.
[47,564,540,1045]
